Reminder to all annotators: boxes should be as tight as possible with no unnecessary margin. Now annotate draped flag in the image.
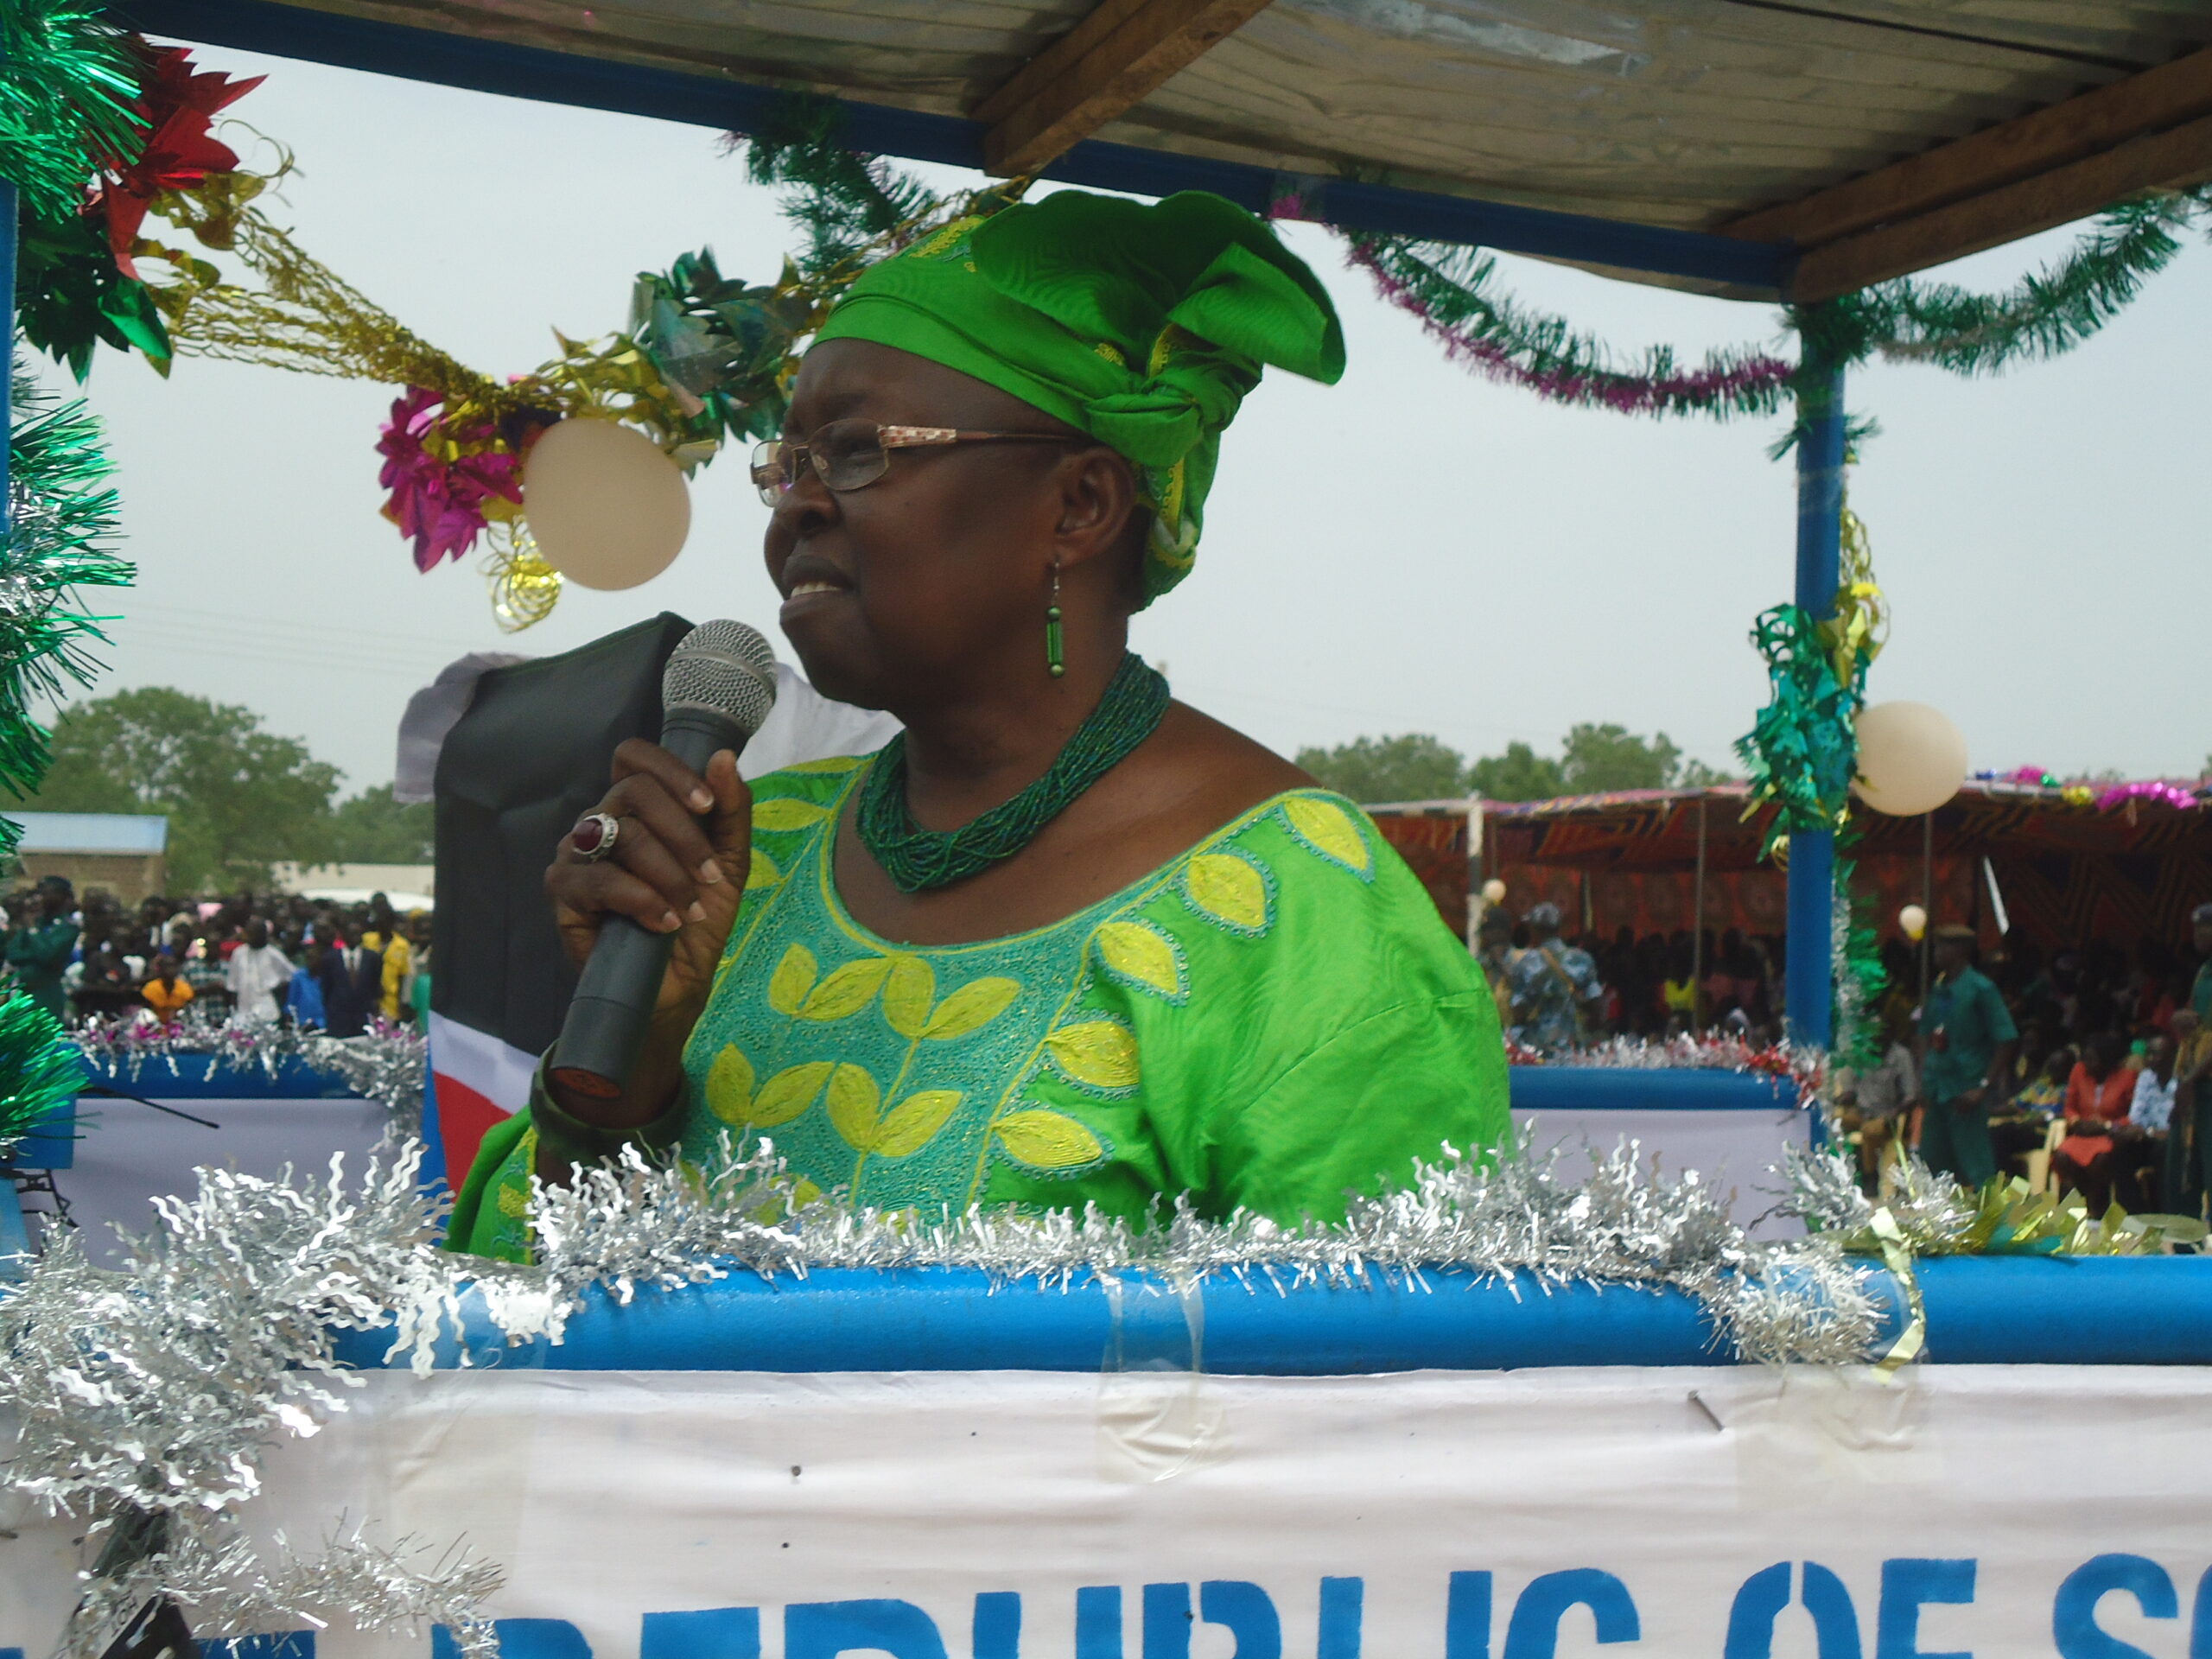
[423,615,899,1193]
[426,614,696,1190]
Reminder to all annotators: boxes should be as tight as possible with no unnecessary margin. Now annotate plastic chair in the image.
[2026,1116,2066,1194]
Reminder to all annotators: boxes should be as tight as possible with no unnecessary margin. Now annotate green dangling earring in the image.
[1046,558,1065,679]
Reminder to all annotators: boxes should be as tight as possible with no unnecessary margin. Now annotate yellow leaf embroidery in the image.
[767,944,817,1015]
[874,1090,963,1157]
[1094,919,1186,1001]
[751,1060,834,1128]
[994,1109,1105,1172]
[883,954,936,1039]
[1183,851,1270,935]
[799,956,893,1020]
[706,1046,756,1125]
[825,1063,882,1148]
[753,798,832,832]
[745,847,782,891]
[783,756,864,774]
[1046,1020,1140,1090]
[1282,795,1372,876]
[923,976,1021,1039]
[496,1180,529,1218]
[791,1177,823,1209]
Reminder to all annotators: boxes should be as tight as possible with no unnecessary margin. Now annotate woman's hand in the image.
[546,737,752,1033]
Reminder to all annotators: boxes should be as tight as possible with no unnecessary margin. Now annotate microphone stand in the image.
[78,1083,222,1130]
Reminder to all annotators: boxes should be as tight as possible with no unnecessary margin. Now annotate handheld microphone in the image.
[549,620,778,1100]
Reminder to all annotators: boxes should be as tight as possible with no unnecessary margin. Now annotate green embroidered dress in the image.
[451,760,1510,1261]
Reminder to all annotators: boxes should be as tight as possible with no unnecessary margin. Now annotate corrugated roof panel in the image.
[1117,0,2178,229]
[9,814,171,855]
[144,0,2212,283]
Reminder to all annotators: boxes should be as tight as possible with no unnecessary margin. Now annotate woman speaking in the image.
[450,191,1510,1260]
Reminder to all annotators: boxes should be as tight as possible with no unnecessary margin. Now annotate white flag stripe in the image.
[427,1009,537,1113]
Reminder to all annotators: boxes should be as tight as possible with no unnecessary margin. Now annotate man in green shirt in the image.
[2171,906,2212,1218]
[1916,923,2018,1189]
[2192,903,2212,1022]
[4,876,80,1024]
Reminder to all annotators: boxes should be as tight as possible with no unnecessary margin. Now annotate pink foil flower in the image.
[2093,780,2202,813]
[376,387,524,570]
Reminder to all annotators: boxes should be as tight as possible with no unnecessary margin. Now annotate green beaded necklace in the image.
[857,652,1171,893]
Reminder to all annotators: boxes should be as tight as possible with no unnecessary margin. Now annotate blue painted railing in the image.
[333,1255,2212,1374]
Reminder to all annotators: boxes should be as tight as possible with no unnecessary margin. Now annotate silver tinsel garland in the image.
[1511,1033,1824,1103]
[68,1014,429,1148]
[496,1131,1888,1364]
[2,1128,1904,1654]
[0,1147,495,1656]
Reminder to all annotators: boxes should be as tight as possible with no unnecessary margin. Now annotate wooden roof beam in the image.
[974,0,1275,178]
[1726,47,2212,251]
[1789,109,2212,301]
[1716,46,2212,301]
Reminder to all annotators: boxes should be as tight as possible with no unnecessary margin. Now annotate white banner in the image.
[9,1365,2212,1657]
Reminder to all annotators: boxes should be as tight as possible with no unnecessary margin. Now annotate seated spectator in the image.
[2171,1009,2211,1219]
[287,939,328,1030]
[183,930,228,993]
[317,924,383,1039]
[377,910,416,1022]
[2013,1046,2073,1115]
[2109,1033,2178,1212]
[403,918,432,1033]
[2052,1033,2137,1211]
[71,938,138,1022]
[226,919,292,1025]
[1507,903,1605,1052]
[140,952,194,1025]
[1841,1006,1917,1181]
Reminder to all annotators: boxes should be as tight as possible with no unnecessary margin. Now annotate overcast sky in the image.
[54,45,2212,794]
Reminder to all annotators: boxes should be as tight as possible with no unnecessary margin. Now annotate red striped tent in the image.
[1370,781,2212,952]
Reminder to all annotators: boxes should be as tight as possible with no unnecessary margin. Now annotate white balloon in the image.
[1898,903,1928,942]
[523,418,690,590]
[1853,701,1967,817]
[1481,878,1508,906]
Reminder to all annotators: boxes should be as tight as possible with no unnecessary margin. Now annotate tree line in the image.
[1295,725,1737,804]
[14,687,429,893]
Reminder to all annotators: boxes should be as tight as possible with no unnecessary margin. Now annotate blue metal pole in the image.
[1784,361,1846,1049]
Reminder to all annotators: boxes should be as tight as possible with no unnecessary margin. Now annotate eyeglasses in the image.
[751,419,1083,508]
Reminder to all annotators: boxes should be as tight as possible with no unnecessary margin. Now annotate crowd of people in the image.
[1474,893,2212,1216]
[1839,907,2212,1216]
[1475,902,1793,1050]
[10,860,2209,1216]
[0,874,432,1037]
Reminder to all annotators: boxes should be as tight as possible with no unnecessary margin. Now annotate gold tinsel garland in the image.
[124,153,1029,629]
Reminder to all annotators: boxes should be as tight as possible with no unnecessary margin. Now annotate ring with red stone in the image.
[570,810,621,862]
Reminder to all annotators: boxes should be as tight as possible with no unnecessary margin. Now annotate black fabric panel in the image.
[430,613,691,1055]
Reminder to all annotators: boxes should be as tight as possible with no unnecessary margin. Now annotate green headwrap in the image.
[815,189,1345,604]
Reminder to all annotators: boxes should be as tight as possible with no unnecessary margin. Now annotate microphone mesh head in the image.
[663,620,778,736]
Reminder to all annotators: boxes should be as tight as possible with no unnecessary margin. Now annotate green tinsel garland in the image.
[1734,602,1864,860]
[1344,232,1796,419]
[0,0,142,222]
[17,200,175,381]
[1829,840,1889,1073]
[0,991,84,1155]
[1350,188,2211,427]
[622,93,1029,454]
[733,94,947,282]
[1,360,137,849]
[1794,188,2212,378]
